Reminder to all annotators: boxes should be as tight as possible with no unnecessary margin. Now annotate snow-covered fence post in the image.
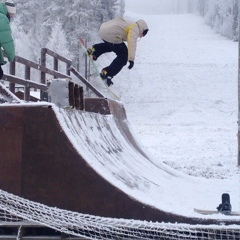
[40,48,47,101]
[9,60,16,93]
[40,48,47,85]
[53,58,58,79]
[24,65,31,101]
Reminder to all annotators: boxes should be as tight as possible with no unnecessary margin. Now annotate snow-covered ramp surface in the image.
[51,101,239,221]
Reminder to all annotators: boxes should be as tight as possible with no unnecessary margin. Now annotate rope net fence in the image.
[0,189,240,239]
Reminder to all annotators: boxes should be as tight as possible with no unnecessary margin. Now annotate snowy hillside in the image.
[93,9,239,182]
[68,6,240,215]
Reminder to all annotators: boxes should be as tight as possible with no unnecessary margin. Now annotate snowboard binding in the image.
[217,193,232,215]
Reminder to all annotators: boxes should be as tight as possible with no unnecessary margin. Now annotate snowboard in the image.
[194,193,240,216]
[79,37,120,101]
[194,208,240,216]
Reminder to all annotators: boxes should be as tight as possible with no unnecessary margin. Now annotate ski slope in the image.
[1,6,239,223]
[108,12,239,180]
[89,9,240,215]
[49,100,237,220]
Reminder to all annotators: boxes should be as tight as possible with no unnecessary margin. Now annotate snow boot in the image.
[100,70,113,86]
[87,47,97,61]
[217,193,232,215]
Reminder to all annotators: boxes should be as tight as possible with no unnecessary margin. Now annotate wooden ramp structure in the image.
[0,99,239,226]
[0,48,240,239]
[0,100,187,223]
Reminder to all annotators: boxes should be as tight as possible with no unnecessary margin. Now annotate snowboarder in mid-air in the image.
[87,17,149,86]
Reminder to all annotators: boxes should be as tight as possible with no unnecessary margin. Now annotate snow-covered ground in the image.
[86,2,240,214]
[103,8,239,182]
[2,2,240,219]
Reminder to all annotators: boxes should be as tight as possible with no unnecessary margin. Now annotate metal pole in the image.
[237,1,240,210]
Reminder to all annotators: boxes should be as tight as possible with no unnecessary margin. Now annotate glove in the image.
[0,61,7,65]
[128,60,134,69]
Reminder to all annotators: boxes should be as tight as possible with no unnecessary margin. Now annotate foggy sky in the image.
[125,0,198,15]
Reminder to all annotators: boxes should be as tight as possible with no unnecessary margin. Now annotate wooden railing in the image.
[40,48,72,84]
[1,48,104,107]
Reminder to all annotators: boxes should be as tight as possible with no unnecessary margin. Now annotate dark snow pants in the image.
[93,40,128,78]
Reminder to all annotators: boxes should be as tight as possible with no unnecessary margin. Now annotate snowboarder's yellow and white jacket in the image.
[99,18,149,61]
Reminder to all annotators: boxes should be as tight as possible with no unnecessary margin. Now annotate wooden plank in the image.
[0,82,22,103]
[14,56,71,80]
[2,74,47,91]
[68,81,75,108]
[44,48,72,65]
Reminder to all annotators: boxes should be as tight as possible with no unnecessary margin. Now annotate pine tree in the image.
[101,0,119,21]
[46,19,71,58]
[197,0,207,17]
[232,0,239,41]
[46,19,72,73]
[16,0,48,49]
[12,0,125,64]
[197,0,239,41]
[11,16,34,60]
[115,0,125,17]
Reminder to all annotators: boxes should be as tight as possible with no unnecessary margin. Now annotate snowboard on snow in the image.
[194,193,240,216]
[194,208,240,216]
[79,37,120,101]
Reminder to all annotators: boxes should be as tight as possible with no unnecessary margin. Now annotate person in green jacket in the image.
[0,0,16,79]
